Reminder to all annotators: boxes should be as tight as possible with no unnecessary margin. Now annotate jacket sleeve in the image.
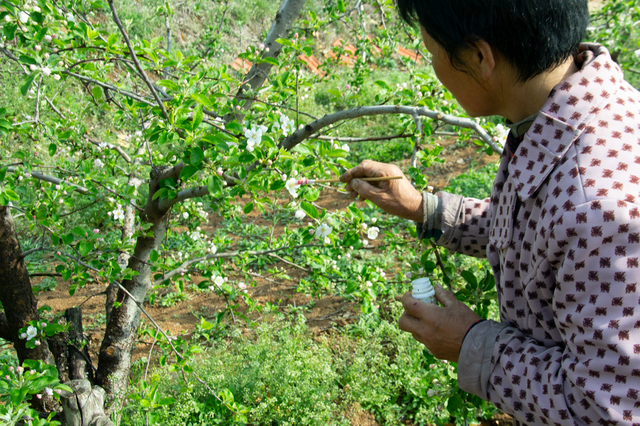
[459,199,640,425]
[434,191,493,258]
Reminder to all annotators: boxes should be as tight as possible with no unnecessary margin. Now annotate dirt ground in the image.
[32,137,511,426]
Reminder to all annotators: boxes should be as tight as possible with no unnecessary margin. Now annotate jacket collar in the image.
[507,45,625,201]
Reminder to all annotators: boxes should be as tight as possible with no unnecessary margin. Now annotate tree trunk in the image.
[95,167,172,413]
[0,206,54,365]
[0,206,57,413]
[225,0,306,121]
[66,307,94,382]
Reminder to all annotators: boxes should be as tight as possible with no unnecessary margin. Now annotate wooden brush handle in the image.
[312,176,403,184]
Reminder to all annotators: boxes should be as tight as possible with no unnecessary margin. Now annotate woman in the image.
[340,1,640,424]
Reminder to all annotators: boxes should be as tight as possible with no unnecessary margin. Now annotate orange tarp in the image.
[397,46,421,63]
[230,57,253,73]
[298,54,326,77]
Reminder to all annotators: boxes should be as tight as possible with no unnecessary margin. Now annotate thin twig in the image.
[429,240,452,291]
[107,0,170,121]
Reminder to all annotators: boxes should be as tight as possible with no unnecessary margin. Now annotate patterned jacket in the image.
[437,45,640,425]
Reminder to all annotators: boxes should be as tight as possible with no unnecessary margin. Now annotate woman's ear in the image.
[468,39,496,82]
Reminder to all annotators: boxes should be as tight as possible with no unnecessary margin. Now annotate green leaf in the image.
[157,79,180,92]
[4,189,19,201]
[243,202,253,214]
[191,93,212,108]
[48,143,57,157]
[107,33,117,46]
[152,187,168,200]
[275,38,293,47]
[149,249,159,262]
[270,180,285,191]
[0,167,7,182]
[190,147,204,166]
[374,80,390,91]
[460,270,478,288]
[10,387,29,406]
[92,86,103,101]
[157,397,177,406]
[303,187,319,202]
[179,165,198,180]
[337,0,345,13]
[192,104,203,131]
[300,201,318,219]
[79,241,93,257]
[207,175,223,196]
[20,73,37,96]
[19,55,37,65]
[262,57,279,66]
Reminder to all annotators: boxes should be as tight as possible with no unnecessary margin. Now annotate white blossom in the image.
[214,276,224,286]
[208,243,217,254]
[182,212,189,219]
[53,74,60,81]
[294,210,305,219]
[190,231,201,241]
[274,114,295,137]
[315,223,332,238]
[367,226,380,240]
[285,178,300,198]
[93,158,104,168]
[26,325,37,340]
[244,126,264,151]
[113,207,125,220]
[19,11,28,23]
[42,67,51,76]
[341,144,350,152]
[494,124,510,146]
[44,35,52,43]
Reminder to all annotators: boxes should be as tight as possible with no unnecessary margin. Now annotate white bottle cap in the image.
[412,277,436,304]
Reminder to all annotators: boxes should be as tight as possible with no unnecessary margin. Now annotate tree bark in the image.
[0,206,58,413]
[225,0,306,121]
[66,307,94,382]
[95,167,172,412]
[0,206,54,365]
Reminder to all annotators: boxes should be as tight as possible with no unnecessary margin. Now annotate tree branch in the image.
[62,70,155,105]
[7,167,90,194]
[107,0,170,121]
[227,0,306,119]
[86,136,132,163]
[280,105,502,153]
[315,133,415,143]
[154,243,320,286]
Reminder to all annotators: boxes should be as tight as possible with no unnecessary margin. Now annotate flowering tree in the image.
[0,0,506,421]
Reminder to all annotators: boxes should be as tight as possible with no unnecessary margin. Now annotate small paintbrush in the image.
[297,176,403,185]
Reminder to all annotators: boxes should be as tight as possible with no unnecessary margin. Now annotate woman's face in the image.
[420,27,497,118]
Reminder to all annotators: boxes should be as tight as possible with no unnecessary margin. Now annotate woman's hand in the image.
[339,160,423,222]
[398,285,481,363]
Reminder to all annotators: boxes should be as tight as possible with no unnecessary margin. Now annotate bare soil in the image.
[32,137,510,425]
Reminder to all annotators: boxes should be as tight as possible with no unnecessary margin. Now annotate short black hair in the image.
[396,0,589,82]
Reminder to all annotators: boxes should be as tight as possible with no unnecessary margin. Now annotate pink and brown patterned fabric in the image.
[440,45,640,425]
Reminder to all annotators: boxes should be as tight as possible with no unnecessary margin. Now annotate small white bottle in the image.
[412,277,437,304]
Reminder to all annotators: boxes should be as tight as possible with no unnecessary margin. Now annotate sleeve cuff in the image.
[416,191,442,240]
[457,320,510,400]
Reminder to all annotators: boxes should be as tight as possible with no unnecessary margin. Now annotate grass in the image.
[122,313,497,426]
